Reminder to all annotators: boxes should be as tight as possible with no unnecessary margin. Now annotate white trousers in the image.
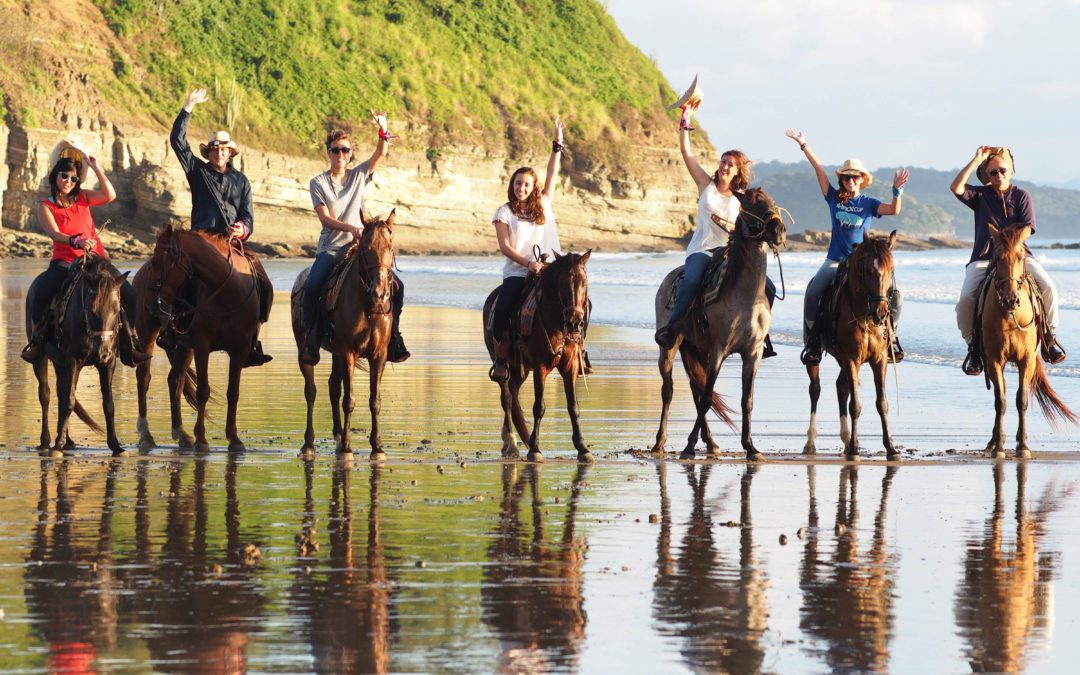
[955,256,1058,344]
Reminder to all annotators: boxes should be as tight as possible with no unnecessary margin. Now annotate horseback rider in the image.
[653,104,778,354]
[300,116,409,365]
[951,146,1065,374]
[20,147,149,367]
[489,119,568,382]
[165,88,273,367]
[786,130,908,365]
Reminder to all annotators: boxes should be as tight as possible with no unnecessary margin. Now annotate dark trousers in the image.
[29,261,71,326]
[302,253,405,334]
[492,276,528,341]
[669,252,778,324]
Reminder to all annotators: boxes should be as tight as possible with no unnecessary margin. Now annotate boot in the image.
[118,324,152,367]
[156,326,178,352]
[889,335,905,363]
[20,334,45,363]
[654,318,683,351]
[800,332,822,366]
[1043,331,1066,364]
[244,339,273,368]
[962,342,983,376]
[489,338,511,382]
[761,334,777,359]
[582,350,594,374]
[387,331,411,363]
[299,327,320,366]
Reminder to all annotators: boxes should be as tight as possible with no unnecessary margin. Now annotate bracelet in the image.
[552,141,564,153]
[799,142,807,150]
[893,186,904,198]
[69,234,83,248]
[378,129,397,142]
[679,119,694,131]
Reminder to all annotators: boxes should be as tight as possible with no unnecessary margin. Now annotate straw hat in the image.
[836,158,873,187]
[668,74,703,111]
[976,147,1014,185]
[48,141,90,183]
[199,130,240,159]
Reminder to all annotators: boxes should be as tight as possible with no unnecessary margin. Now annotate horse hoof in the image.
[746,450,764,462]
[802,443,817,455]
[1016,447,1032,460]
[367,451,385,462]
[299,446,316,460]
[138,437,157,450]
[228,442,246,453]
[988,448,1006,460]
[112,449,129,458]
[526,451,544,463]
[43,448,65,458]
[649,445,665,454]
[194,442,212,454]
[173,430,195,449]
[502,448,521,459]
[63,437,76,451]
[886,450,902,461]
[679,449,696,460]
[577,451,594,464]
[844,452,861,463]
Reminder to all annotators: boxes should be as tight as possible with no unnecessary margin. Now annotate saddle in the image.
[970,261,1047,361]
[663,246,730,311]
[814,259,852,350]
[323,241,362,312]
[517,277,542,337]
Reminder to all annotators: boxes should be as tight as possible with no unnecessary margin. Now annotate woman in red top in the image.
[21,152,147,365]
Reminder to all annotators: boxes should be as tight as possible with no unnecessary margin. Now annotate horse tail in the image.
[1032,358,1078,428]
[73,398,104,434]
[679,343,736,431]
[181,367,217,411]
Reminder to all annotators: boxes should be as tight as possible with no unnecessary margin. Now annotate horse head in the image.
[547,249,591,334]
[75,255,128,361]
[358,208,397,314]
[988,223,1031,314]
[847,230,897,326]
[735,188,786,249]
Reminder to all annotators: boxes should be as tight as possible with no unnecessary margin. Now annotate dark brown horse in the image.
[804,231,899,460]
[483,250,592,462]
[652,188,786,460]
[979,224,1076,458]
[133,223,268,452]
[26,254,129,456]
[290,210,397,459]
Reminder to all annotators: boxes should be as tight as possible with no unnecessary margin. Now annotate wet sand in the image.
[3,291,1080,671]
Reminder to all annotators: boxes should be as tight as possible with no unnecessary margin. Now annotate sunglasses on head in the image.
[329,146,352,155]
[987,167,1009,177]
[58,173,79,183]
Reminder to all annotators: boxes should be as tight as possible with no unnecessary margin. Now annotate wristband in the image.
[799,142,808,150]
[378,128,398,143]
[552,141,564,153]
[893,186,904,198]
[679,119,694,131]
[69,234,84,249]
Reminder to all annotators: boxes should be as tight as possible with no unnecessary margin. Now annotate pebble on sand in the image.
[797,527,808,540]
[415,560,426,568]
[648,514,659,524]
[779,534,788,545]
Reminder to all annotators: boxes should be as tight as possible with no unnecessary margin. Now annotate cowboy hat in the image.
[976,147,1014,185]
[836,158,873,187]
[48,141,90,183]
[199,130,240,159]
[668,74,703,112]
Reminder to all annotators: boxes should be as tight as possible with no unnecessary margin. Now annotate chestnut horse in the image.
[290,210,397,459]
[27,254,130,456]
[483,250,592,462]
[133,224,268,452]
[979,224,1075,458]
[652,188,786,460]
[804,232,899,461]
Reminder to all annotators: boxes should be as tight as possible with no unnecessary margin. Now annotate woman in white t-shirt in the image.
[654,115,777,355]
[489,119,566,382]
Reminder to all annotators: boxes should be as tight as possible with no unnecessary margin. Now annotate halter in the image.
[990,261,1038,331]
[354,229,396,316]
[730,196,790,300]
[150,230,256,329]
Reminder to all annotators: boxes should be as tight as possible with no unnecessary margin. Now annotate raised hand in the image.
[894,167,910,189]
[974,146,992,164]
[184,88,209,111]
[553,117,565,145]
[785,128,806,145]
[370,110,389,134]
[85,155,100,172]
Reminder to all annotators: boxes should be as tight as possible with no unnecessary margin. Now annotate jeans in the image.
[804,259,903,343]
[303,252,406,334]
[492,276,528,341]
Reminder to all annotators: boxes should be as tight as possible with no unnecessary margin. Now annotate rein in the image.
[153,232,256,326]
[992,269,1038,331]
[731,201,788,301]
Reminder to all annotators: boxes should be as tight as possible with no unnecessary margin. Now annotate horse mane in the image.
[723,187,776,284]
[851,234,895,272]
[994,226,1027,264]
[156,223,233,257]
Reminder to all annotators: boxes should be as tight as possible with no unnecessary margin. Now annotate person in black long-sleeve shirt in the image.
[165,88,273,367]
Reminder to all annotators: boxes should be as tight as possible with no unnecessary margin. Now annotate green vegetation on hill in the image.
[62,0,678,168]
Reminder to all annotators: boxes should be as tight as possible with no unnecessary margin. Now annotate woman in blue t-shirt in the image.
[785,129,909,365]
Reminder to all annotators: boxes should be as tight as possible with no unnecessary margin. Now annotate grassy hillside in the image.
[3,0,680,171]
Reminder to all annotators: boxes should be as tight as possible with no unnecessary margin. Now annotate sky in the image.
[607,0,1080,187]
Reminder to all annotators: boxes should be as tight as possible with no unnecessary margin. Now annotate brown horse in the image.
[652,187,786,460]
[290,210,397,459]
[979,224,1076,458]
[133,223,268,452]
[26,255,130,456]
[804,231,899,460]
[483,250,592,462]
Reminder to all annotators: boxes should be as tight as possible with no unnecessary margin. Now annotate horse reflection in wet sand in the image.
[799,465,898,672]
[955,462,1073,672]
[652,464,767,672]
[652,188,786,460]
[979,224,1077,458]
[481,463,589,671]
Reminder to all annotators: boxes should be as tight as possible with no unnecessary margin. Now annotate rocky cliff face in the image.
[1,120,698,255]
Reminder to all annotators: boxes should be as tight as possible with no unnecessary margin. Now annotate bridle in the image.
[989,255,1037,331]
[356,228,396,315]
[731,193,790,300]
[149,230,255,328]
[848,245,893,327]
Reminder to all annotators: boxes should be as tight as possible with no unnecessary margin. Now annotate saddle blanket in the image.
[664,246,729,310]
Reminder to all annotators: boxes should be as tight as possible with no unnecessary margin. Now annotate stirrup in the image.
[489,359,510,383]
[20,340,43,364]
[889,337,905,363]
[582,350,594,374]
[1043,337,1066,365]
[800,337,822,366]
[244,340,273,368]
[388,333,411,363]
[962,347,983,376]
[761,335,777,359]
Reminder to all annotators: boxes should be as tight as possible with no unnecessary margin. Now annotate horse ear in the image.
[887,230,897,250]
[553,250,563,260]
[360,209,375,228]
[386,208,396,230]
[119,271,131,282]
[580,249,592,264]
[987,223,1000,240]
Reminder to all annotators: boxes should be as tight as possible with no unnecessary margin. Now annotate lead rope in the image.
[886,311,900,416]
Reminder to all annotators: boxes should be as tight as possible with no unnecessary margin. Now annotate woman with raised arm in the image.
[653,112,777,355]
[301,112,409,365]
[489,119,568,382]
[785,129,908,365]
[21,147,147,365]
[951,146,1065,374]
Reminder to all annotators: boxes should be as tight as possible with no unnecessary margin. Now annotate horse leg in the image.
[682,354,722,460]
[52,361,78,456]
[339,352,357,457]
[561,363,592,462]
[839,362,862,460]
[528,367,548,462]
[225,354,245,453]
[136,325,159,450]
[687,368,720,455]
[34,358,51,451]
[299,359,317,458]
[872,359,898,460]
[1015,356,1034,459]
[368,355,387,460]
[329,356,345,449]
[804,364,821,454]
[168,349,195,449]
[985,360,1008,459]
[651,347,677,453]
[740,354,763,462]
[508,370,531,454]
[99,362,126,456]
[192,349,213,453]
[835,369,852,449]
